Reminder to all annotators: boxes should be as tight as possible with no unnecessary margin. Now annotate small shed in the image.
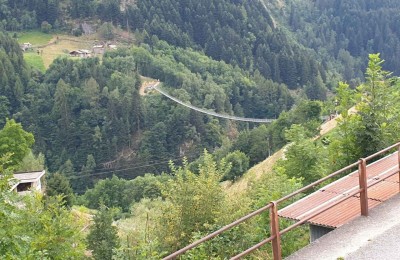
[20,42,32,51]
[11,170,46,194]
[92,45,105,55]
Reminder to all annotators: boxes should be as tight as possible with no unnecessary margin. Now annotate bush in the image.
[41,21,52,33]
[98,22,115,40]
[222,150,250,181]
[72,27,83,37]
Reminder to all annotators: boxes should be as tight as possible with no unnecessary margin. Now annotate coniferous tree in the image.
[87,205,119,260]
[46,173,74,207]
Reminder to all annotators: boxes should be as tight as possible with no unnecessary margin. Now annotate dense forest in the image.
[4,0,400,90]
[287,0,400,82]
[0,29,319,193]
[1,11,322,184]
[2,0,400,258]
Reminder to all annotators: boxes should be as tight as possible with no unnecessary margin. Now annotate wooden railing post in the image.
[398,145,400,192]
[270,201,282,260]
[358,159,368,216]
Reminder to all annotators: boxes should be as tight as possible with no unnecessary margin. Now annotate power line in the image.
[66,153,199,180]
[95,149,202,173]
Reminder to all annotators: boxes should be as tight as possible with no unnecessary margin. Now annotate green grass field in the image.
[17,31,53,46]
[23,52,46,72]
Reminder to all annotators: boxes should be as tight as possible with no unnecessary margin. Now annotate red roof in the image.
[279,152,399,228]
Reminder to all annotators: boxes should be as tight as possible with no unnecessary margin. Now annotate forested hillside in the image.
[2,0,400,258]
[5,0,400,94]
[1,30,314,193]
[126,0,327,93]
[286,0,400,83]
[0,33,29,117]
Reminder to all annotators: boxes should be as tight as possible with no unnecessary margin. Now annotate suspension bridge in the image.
[151,83,276,123]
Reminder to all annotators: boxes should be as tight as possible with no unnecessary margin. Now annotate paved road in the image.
[347,221,400,260]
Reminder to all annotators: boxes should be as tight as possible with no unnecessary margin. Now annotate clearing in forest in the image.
[23,52,46,72]
[40,36,92,68]
[17,31,53,46]
[139,76,158,96]
[17,31,95,69]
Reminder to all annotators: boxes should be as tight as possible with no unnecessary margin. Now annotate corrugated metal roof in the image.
[13,170,45,183]
[385,174,399,183]
[307,198,381,228]
[279,152,399,228]
[366,181,399,202]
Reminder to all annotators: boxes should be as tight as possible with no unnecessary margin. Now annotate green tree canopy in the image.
[157,151,230,252]
[278,124,327,184]
[329,54,400,169]
[0,119,34,169]
[222,150,250,181]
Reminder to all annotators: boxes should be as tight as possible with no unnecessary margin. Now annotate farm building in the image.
[92,45,105,55]
[69,49,91,58]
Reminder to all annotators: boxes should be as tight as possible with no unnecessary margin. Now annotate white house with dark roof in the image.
[10,170,46,194]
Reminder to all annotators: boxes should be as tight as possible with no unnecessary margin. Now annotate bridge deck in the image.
[153,84,276,123]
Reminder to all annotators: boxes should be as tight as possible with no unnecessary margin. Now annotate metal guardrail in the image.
[163,142,400,260]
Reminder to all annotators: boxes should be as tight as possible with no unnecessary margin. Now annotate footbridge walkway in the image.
[152,84,276,123]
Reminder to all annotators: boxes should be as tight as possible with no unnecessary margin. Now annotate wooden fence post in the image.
[398,145,400,192]
[358,159,368,216]
[270,201,282,260]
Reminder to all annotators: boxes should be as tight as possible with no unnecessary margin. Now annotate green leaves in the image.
[82,174,167,212]
[222,150,250,181]
[87,205,120,260]
[355,54,400,156]
[0,119,34,170]
[0,192,86,259]
[157,151,228,252]
[46,173,74,207]
[329,54,400,169]
[280,124,327,184]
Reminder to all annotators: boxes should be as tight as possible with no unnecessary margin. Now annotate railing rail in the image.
[163,142,400,260]
[162,203,273,260]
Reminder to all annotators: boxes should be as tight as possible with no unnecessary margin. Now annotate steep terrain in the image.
[226,112,342,196]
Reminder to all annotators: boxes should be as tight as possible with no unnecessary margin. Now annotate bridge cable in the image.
[152,85,276,123]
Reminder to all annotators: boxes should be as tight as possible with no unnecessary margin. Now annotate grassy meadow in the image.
[17,31,53,46]
[23,52,46,72]
[16,30,94,69]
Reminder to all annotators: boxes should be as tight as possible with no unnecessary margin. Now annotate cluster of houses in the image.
[69,43,117,58]
[20,42,118,59]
